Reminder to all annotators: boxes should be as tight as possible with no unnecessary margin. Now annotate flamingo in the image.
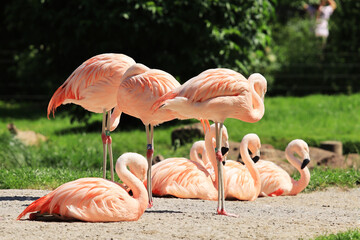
[152,68,267,215]
[223,134,262,200]
[17,152,148,222]
[47,53,136,181]
[150,124,229,200]
[110,63,181,207]
[255,139,311,196]
[189,134,263,201]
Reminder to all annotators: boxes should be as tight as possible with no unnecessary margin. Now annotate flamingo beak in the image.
[301,158,310,169]
[221,147,229,166]
[252,156,260,163]
[252,149,261,163]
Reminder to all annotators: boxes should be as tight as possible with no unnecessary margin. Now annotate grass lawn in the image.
[0,94,359,189]
[314,229,360,240]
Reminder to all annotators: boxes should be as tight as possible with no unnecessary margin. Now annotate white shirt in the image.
[315,5,334,37]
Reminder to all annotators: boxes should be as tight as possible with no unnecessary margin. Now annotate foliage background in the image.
[1,0,275,101]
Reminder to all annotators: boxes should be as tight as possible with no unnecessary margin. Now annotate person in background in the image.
[315,0,337,47]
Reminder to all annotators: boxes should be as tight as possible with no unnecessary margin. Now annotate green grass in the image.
[0,94,359,189]
[314,229,360,240]
[294,168,360,192]
[1,166,359,190]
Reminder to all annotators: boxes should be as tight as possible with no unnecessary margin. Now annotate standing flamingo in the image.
[47,53,136,181]
[189,134,263,201]
[150,124,229,200]
[17,152,148,222]
[255,139,311,196]
[110,63,181,207]
[152,68,267,215]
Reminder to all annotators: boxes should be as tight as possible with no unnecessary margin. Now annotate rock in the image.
[171,123,204,146]
[309,147,345,168]
[7,123,47,146]
[320,141,343,156]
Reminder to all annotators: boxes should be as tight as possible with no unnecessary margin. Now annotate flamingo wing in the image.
[17,178,140,222]
[47,54,135,117]
[117,69,181,125]
[256,160,292,196]
[152,68,249,110]
[151,158,217,200]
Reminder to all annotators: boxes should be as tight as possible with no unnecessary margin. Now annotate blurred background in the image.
[1,0,359,102]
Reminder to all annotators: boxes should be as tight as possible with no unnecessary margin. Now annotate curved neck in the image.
[116,156,148,207]
[286,150,311,195]
[205,132,219,188]
[248,79,265,122]
[190,142,203,163]
[239,139,261,197]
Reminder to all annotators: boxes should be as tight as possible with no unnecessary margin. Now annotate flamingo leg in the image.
[145,124,154,208]
[107,111,114,181]
[215,122,237,217]
[101,109,107,179]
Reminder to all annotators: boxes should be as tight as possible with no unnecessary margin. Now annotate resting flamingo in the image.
[47,53,136,181]
[150,124,229,200]
[152,68,267,215]
[110,63,181,207]
[189,134,263,201]
[17,152,148,222]
[255,139,311,196]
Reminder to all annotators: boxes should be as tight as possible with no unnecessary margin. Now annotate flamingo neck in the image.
[248,79,265,122]
[189,143,202,163]
[239,139,261,198]
[286,150,311,195]
[109,107,122,132]
[116,156,148,209]
[205,132,219,188]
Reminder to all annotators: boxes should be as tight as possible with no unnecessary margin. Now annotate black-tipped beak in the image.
[252,156,260,163]
[301,159,310,169]
[222,160,226,166]
[221,147,229,156]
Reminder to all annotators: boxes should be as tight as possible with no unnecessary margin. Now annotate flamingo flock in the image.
[17,53,311,222]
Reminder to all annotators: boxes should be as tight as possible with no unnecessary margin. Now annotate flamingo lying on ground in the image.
[150,124,229,200]
[17,153,148,222]
[110,63,181,207]
[152,68,267,215]
[47,53,136,181]
[255,139,311,196]
[189,134,262,201]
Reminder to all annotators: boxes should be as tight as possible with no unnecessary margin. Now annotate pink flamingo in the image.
[223,134,262,200]
[255,139,311,196]
[47,53,136,181]
[152,68,267,215]
[150,124,229,200]
[111,63,181,207]
[189,134,262,201]
[17,152,148,222]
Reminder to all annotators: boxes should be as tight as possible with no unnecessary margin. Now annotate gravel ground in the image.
[1,187,359,240]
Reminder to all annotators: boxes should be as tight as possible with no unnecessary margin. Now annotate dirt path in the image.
[1,187,359,240]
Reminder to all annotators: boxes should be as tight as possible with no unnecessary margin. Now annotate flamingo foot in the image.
[217,208,238,217]
[147,200,153,209]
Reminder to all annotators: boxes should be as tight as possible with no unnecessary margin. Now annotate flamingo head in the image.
[287,139,311,169]
[248,73,267,102]
[243,133,261,163]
